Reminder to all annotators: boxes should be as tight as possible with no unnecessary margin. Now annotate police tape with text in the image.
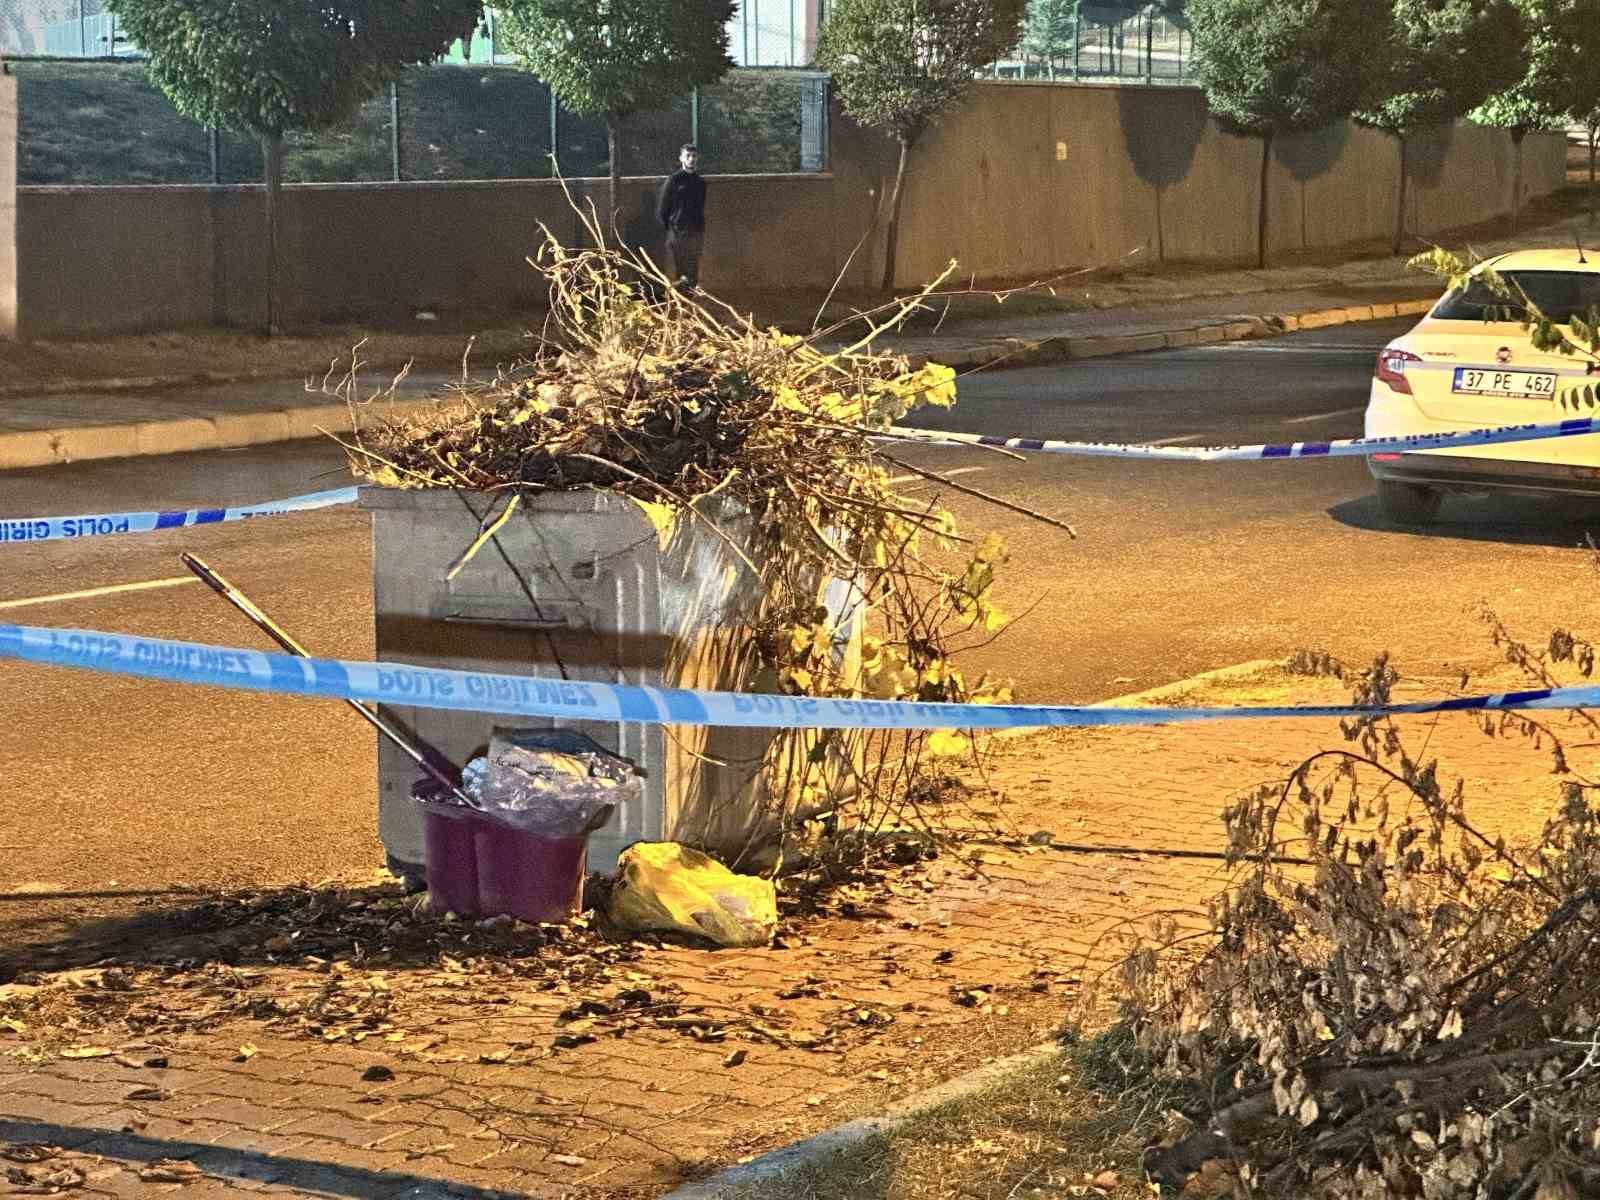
[5,624,1596,731]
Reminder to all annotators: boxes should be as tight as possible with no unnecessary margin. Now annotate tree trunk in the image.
[261,132,285,337]
[1256,129,1274,270]
[881,136,912,293]
[1588,122,1597,228]
[605,118,621,241]
[1392,132,1408,256]
[1510,127,1525,235]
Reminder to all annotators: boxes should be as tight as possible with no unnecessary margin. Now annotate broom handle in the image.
[179,552,476,808]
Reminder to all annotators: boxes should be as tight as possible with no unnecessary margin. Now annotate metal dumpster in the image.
[361,486,858,878]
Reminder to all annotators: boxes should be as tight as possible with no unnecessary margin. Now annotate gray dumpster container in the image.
[361,486,857,877]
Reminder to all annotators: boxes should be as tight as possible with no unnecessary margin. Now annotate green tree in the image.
[107,0,483,335]
[1357,0,1524,254]
[1024,0,1078,76]
[1529,0,1600,226]
[496,0,735,231]
[817,0,1027,291]
[1470,0,1574,232]
[1187,0,1390,268]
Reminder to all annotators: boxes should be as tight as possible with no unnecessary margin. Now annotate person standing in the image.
[657,143,707,289]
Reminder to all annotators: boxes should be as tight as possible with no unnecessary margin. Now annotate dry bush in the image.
[1120,625,1600,1199]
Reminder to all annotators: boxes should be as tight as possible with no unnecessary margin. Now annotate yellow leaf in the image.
[927,729,974,758]
[629,498,679,551]
[235,1043,258,1062]
[61,1046,114,1059]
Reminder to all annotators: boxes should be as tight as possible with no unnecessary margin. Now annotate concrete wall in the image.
[0,70,15,340]
[3,81,1571,339]
[889,82,1568,285]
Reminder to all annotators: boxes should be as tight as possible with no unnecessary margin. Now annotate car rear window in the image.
[1434,270,1600,323]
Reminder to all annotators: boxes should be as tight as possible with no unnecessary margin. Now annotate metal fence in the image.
[41,11,133,58]
[12,60,829,186]
[994,6,1192,85]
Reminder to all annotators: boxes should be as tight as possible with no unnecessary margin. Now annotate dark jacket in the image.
[657,169,707,234]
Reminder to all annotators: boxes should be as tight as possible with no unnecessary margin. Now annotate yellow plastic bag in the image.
[607,842,777,948]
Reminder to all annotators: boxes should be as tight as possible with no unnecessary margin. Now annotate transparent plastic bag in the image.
[475,728,636,838]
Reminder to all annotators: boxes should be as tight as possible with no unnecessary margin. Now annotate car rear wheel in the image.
[1377,480,1442,525]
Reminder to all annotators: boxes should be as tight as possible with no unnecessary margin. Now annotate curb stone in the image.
[0,296,1436,472]
[660,1043,1063,1200]
[904,296,1433,372]
[0,397,446,471]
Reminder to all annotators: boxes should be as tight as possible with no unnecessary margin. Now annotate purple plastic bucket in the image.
[473,819,588,924]
[417,787,482,918]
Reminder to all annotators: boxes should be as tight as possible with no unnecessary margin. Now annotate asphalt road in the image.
[8,316,1600,935]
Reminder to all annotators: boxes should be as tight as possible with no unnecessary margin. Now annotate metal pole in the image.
[180,554,475,806]
[389,80,401,181]
[77,0,86,56]
[1145,9,1153,83]
[549,90,559,175]
[790,0,796,64]
[208,126,220,184]
[1072,8,1081,80]
[690,87,700,146]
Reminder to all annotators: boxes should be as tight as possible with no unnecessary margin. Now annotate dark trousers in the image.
[666,229,704,287]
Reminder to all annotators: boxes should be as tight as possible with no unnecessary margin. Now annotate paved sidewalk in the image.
[0,662,1578,1198]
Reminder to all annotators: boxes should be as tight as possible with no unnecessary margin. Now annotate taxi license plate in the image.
[1452,367,1557,399]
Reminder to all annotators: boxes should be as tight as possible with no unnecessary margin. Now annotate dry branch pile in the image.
[1123,645,1600,1200]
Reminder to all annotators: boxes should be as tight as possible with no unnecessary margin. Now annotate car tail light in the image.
[1375,348,1422,394]
[1371,453,1402,462]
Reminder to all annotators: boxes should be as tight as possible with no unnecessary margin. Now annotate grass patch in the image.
[723,1032,1190,1200]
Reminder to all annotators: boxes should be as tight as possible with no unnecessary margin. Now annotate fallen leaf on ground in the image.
[404,1143,455,1160]
[1091,1169,1119,1189]
[234,1043,258,1062]
[139,1161,203,1183]
[478,1050,513,1064]
[5,1164,85,1193]
[0,1147,59,1164]
[1181,1159,1240,1199]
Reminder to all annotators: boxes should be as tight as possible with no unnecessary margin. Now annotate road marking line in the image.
[0,576,199,610]
[888,466,987,485]
[1283,406,1367,426]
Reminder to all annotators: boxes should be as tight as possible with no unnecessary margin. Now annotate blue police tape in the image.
[887,415,1600,461]
[4,623,1599,730]
[0,487,360,546]
[6,416,1600,549]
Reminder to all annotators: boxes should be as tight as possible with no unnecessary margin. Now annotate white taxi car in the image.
[1365,248,1600,524]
